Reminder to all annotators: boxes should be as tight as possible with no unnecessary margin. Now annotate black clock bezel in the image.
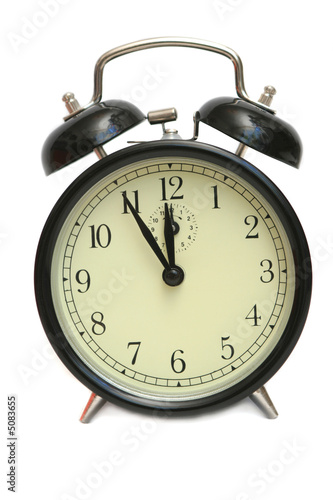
[34,140,312,412]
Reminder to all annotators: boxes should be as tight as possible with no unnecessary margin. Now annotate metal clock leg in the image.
[80,393,107,423]
[249,386,278,419]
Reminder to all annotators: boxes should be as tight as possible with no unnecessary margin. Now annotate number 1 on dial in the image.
[211,185,221,209]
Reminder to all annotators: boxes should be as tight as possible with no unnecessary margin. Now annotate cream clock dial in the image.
[35,142,311,410]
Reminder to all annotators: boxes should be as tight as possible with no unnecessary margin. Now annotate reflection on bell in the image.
[42,100,145,175]
[197,97,302,168]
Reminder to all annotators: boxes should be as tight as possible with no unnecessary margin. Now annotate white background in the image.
[1,1,332,499]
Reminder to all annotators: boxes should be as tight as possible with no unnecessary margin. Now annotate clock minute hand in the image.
[164,202,176,268]
[122,193,171,271]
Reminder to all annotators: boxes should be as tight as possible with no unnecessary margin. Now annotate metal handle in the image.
[65,37,274,120]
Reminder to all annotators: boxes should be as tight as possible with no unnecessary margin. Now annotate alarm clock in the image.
[34,37,312,422]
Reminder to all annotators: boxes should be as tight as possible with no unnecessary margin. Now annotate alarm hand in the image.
[122,192,171,271]
[169,203,180,234]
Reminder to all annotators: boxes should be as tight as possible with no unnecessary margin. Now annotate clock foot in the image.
[80,392,106,423]
[249,385,278,419]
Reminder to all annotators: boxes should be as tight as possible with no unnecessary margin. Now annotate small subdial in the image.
[148,203,198,253]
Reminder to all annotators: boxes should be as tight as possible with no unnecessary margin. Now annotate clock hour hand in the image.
[122,192,171,271]
[163,202,185,286]
[164,203,176,268]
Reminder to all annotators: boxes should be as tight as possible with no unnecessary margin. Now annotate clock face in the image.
[35,142,311,410]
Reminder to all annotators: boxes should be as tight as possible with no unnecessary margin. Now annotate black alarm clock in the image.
[34,37,311,422]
